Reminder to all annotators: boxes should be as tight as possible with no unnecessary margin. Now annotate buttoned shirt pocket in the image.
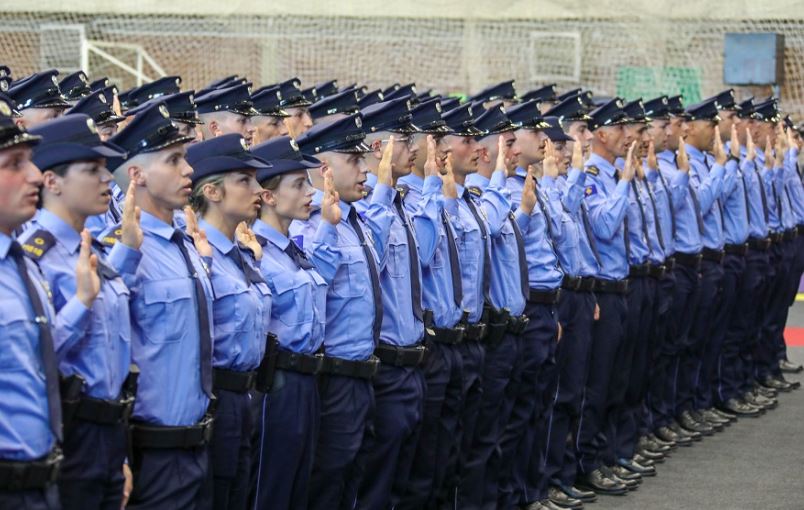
[0,300,33,371]
[273,273,314,327]
[138,278,194,344]
[331,249,369,299]
[210,276,252,336]
[387,236,409,278]
[90,277,131,347]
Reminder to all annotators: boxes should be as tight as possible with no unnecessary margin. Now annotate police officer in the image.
[196,84,259,145]
[124,76,182,110]
[0,101,64,510]
[66,90,126,141]
[184,134,272,510]
[273,78,314,138]
[576,98,635,495]
[309,88,361,125]
[58,71,91,105]
[21,114,139,510]
[249,136,330,510]
[397,99,466,510]
[250,86,290,145]
[354,97,434,510]
[8,70,70,128]
[101,102,214,509]
[288,114,392,510]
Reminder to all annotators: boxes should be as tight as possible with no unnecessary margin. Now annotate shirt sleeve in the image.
[362,183,396,269]
[408,176,443,266]
[480,170,514,237]
[583,174,630,240]
[306,221,343,285]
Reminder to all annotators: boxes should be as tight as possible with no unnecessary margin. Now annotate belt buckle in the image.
[312,353,325,374]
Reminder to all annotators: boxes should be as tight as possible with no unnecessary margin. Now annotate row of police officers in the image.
[0,65,802,510]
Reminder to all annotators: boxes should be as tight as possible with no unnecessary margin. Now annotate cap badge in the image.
[86,118,97,134]
[159,104,170,118]
[99,93,107,104]
[290,139,299,151]
[0,100,11,116]
[51,74,59,86]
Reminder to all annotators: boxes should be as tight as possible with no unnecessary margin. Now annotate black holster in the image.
[255,333,279,392]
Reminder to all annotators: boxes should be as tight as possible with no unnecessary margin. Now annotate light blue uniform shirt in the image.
[289,185,394,360]
[0,233,59,461]
[657,150,703,254]
[737,150,769,239]
[85,182,125,236]
[550,169,601,277]
[614,158,650,266]
[784,147,804,225]
[583,153,630,280]
[645,166,676,256]
[635,178,666,264]
[507,169,565,287]
[467,172,527,315]
[253,219,326,355]
[719,155,750,245]
[199,220,271,371]
[686,145,727,250]
[353,172,378,217]
[398,173,464,329]
[108,211,212,426]
[20,209,140,400]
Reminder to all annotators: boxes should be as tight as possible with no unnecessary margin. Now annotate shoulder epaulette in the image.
[396,184,409,199]
[21,229,56,260]
[100,224,123,247]
[585,165,599,176]
[467,186,482,197]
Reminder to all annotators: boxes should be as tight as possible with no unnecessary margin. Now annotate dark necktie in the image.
[229,245,266,285]
[346,208,383,345]
[393,189,423,321]
[170,230,213,397]
[630,180,652,256]
[688,185,706,234]
[533,188,562,270]
[755,168,770,223]
[508,212,530,300]
[771,179,783,220]
[284,240,314,270]
[703,157,725,227]
[462,189,492,303]
[10,242,62,441]
[441,210,463,308]
[615,170,631,258]
[645,181,665,251]
[739,171,753,226]
[656,170,677,238]
[580,205,603,266]
[91,239,120,281]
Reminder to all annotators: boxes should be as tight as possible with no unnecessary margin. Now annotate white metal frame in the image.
[528,31,582,83]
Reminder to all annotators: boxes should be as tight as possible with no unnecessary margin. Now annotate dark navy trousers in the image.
[127,446,209,510]
[644,269,675,435]
[205,390,252,510]
[250,371,319,510]
[0,486,60,510]
[58,420,126,510]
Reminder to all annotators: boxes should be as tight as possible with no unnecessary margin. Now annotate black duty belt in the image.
[507,314,529,335]
[783,229,797,241]
[527,288,560,305]
[724,243,748,256]
[648,264,667,279]
[213,368,256,393]
[276,349,324,375]
[673,252,702,269]
[770,232,784,243]
[593,278,629,294]
[701,248,725,263]
[797,225,804,237]
[73,394,135,425]
[664,257,676,270]
[0,449,62,490]
[748,237,772,251]
[130,414,214,449]
[578,277,597,292]
[426,324,465,345]
[483,305,510,347]
[463,322,487,341]
[561,275,581,291]
[628,264,650,277]
[374,343,427,367]
[320,355,380,380]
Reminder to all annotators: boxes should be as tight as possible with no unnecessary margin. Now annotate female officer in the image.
[185,133,272,510]
[20,113,141,510]
[248,135,335,510]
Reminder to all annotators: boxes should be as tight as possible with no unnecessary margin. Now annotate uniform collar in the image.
[514,166,528,179]
[455,181,466,197]
[339,200,354,221]
[365,172,378,191]
[657,149,675,161]
[685,143,705,162]
[140,210,178,240]
[397,173,424,191]
[252,218,289,250]
[310,188,324,209]
[587,152,616,177]
[465,172,490,191]
[0,231,11,259]
[37,208,81,254]
[198,219,235,255]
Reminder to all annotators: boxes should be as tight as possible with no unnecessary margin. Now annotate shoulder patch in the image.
[100,224,123,247]
[585,165,599,176]
[21,229,56,260]
[584,184,598,198]
[467,186,482,197]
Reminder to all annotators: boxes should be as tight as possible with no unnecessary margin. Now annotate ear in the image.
[128,164,145,186]
[261,189,277,207]
[202,181,223,203]
[371,139,383,160]
[41,170,61,194]
[208,119,221,137]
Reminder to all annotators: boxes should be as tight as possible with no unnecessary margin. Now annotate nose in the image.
[180,158,193,177]
[26,161,44,186]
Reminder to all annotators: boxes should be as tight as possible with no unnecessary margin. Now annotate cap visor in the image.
[0,132,42,150]
[92,141,128,159]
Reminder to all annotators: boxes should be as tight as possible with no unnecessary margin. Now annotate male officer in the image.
[0,101,66,510]
[273,78,314,137]
[289,114,393,510]
[309,88,361,125]
[124,76,182,109]
[470,80,519,109]
[101,102,214,509]
[575,98,635,495]
[460,104,537,510]
[128,91,205,144]
[196,83,258,145]
[58,71,91,104]
[22,114,139,510]
[8,70,71,128]
[398,98,467,510]
[66,90,126,141]
[521,84,559,114]
[353,96,435,510]
[250,86,290,145]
